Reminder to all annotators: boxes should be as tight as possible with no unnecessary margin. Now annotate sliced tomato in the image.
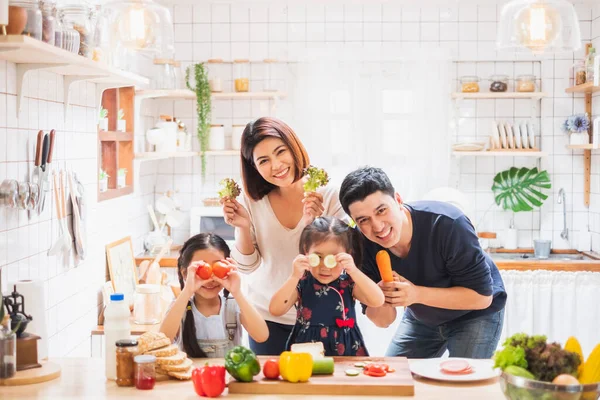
[439,360,470,373]
[364,368,386,377]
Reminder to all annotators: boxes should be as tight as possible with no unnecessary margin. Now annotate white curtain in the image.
[289,46,452,201]
[500,270,600,357]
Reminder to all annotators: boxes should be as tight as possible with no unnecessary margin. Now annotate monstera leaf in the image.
[492,167,551,212]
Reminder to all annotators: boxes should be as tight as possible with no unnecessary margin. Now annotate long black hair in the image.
[298,216,363,269]
[177,233,231,358]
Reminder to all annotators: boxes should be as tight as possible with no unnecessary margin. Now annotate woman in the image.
[221,117,347,355]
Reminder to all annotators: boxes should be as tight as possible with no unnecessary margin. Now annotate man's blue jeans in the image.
[385,309,504,358]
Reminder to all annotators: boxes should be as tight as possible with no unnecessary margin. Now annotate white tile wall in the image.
[0,63,156,357]
[163,0,600,252]
[590,5,600,251]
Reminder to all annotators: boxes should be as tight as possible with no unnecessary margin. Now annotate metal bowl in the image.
[500,372,600,400]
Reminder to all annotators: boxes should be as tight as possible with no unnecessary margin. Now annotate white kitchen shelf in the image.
[452,150,546,157]
[566,144,597,150]
[212,92,286,100]
[0,35,149,121]
[451,92,548,100]
[135,89,196,100]
[135,152,197,161]
[135,150,239,162]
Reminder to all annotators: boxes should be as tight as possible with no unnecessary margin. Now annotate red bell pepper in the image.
[192,364,226,398]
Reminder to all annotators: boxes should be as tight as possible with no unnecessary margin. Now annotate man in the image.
[339,167,506,358]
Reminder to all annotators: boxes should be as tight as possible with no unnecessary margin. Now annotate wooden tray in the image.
[228,356,414,396]
[0,361,61,386]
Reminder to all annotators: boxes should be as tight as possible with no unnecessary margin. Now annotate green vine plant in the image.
[186,64,211,178]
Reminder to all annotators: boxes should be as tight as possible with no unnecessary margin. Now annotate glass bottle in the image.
[40,0,56,45]
[52,5,63,49]
[10,0,42,40]
[586,47,596,84]
[0,317,16,380]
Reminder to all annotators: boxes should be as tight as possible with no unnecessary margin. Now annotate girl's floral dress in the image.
[286,270,369,356]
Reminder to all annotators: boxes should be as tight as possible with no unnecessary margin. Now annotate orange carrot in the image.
[376,250,394,283]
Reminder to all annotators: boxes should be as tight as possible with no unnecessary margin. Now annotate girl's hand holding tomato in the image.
[184,262,212,296]
[212,258,241,295]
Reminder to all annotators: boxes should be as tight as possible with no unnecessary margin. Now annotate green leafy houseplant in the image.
[99,169,109,180]
[118,109,125,120]
[186,63,211,178]
[99,108,108,119]
[491,167,551,213]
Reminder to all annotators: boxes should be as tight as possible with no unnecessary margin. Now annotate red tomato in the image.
[212,261,231,279]
[263,359,280,380]
[196,263,213,280]
[364,364,387,377]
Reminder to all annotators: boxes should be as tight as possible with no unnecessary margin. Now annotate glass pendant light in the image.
[104,0,174,57]
[496,0,582,54]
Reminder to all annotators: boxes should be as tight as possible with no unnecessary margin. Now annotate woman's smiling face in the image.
[252,137,296,188]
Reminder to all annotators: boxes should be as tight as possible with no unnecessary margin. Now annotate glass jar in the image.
[60,4,92,58]
[92,5,110,63]
[234,59,250,92]
[574,61,587,85]
[209,124,225,150]
[133,284,161,325]
[134,355,156,390]
[489,74,509,92]
[41,0,56,45]
[116,339,138,387]
[58,9,80,54]
[153,59,175,89]
[11,0,42,40]
[52,5,63,49]
[172,60,183,89]
[586,47,596,83]
[207,59,223,92]
[459,75,480,93]
[516,74,536,92]
[0,323,17,379]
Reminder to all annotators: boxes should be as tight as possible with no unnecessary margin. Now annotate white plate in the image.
[498,122,508,149]
[527,122,536,149]
[519,123,529,149]
[491,120,501,149]
[452,142,486,152]
[513,124,522,149]
[505,122,514,149]
[410,358,500,382]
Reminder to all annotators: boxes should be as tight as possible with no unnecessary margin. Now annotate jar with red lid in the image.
[134,355,156,390]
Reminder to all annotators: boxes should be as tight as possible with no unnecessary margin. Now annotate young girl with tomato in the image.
[160,233,269,357]
[269,217,384,356]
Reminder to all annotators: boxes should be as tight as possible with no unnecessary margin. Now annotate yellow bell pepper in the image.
[279,351,313,383]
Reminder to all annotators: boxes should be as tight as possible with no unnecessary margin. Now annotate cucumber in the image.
[345,368,360,376]
[312,358,335,375]
[504,366,535,380]
[354,362,367,368]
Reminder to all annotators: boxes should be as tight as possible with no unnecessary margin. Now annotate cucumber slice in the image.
[324,254,337,268]
[312,358,335,375]
[354,362,367,368]
[345,368,360,376]
[308,253,320,267]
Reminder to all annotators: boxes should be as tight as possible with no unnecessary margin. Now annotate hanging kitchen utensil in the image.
[68,171,85,260]
[48,172,62,256]
[59,170,72,255]
[31,130,44,187]
[38,130,55,213]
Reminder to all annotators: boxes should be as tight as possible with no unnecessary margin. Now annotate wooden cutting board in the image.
[228,356,414,396]
[0,361,61,386]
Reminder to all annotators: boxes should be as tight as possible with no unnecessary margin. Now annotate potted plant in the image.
[562,113,590,145]
[117,109,126,132]
[98,108,108,131]
[117,168,127,188]
[186,63,211,178]
[491,167,551,250]
[99,169,109,192]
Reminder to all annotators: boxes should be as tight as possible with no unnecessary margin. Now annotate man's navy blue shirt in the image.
[361,201,507,327]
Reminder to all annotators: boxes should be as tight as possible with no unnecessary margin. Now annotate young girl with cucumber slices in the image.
[269,217,384,356]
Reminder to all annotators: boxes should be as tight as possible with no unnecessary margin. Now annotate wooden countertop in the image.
[491,249,600,272]
[92,315,160,336]
[135,250,181,268]
[1,358,505,400]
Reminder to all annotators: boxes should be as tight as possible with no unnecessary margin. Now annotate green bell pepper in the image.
[225,346,261,382]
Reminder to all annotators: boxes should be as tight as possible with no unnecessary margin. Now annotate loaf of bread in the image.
[156,351,187,366]
[161,358,193,372]
[144,343,178,358]
[137,332,171,353]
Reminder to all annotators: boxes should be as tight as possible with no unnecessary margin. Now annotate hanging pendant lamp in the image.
[496,0,582,54]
